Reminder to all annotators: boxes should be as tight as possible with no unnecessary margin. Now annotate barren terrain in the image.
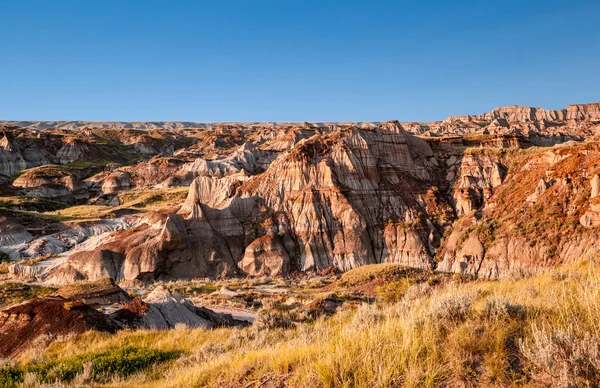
[2,101,600,387]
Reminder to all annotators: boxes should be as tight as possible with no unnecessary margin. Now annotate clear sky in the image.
[1,0,599,122]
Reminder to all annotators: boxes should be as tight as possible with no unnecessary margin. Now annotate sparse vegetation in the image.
[520,325,600,387]
[5,346,179,385]
[0,282,57,309]
[376,278,413,303]
[43,187,189,221]
[0,363,23,388]
[55,278,117,300]
[0,196,67,212]
[475,218,499,248]
[338,264,422,286]
[4,258,600,387]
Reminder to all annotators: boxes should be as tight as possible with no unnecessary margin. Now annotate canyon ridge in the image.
[1,101,599,285]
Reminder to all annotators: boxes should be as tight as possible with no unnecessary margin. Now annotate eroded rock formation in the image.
[0,280,246,358]
[2,101,600,283]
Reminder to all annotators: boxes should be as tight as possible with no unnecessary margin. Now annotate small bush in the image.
[72,362,93,385]
[20,372,40,388]
[174,322,188,331]
[428,291,474,324]
[224,328,255,351]
[520,325,600,387]
[476,219,499,248]
[0,363,24,388]
[348,303,382,331]
[253,309,293,331]
[483,297,526,320]
[0,251,10,275]
[178,343,226,366]
[403,282,432,303]
[376,279,413,303]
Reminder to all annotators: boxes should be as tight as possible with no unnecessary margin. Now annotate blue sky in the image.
[1,0,599,122]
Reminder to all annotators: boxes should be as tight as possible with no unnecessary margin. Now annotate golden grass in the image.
[43,187,189,221]
[11,258,600,387]
[338,263,422,286]
[54,278,117,299]
[51,205,113,220]
[116,187,189,210]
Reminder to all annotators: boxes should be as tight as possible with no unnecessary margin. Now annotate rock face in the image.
[477,103,600,123]
[526,179,549,202]
[591,174,600,199]
[0,297,118,358]
[580,175,600,228]
[2,101,599,135]
[440,146,600,278]
[100,171,132,194]
[239,235,292,276]
[0,132,28,175]
[234,123,437,273]
[445,102,600,124]
[111,286,244,330]
[0,281,246,358]
[446,153,505,215]
[46,204,244,283]
[42,123,442,283]
[4,101,600,284]
[13,165,89,202]
[0,216,33,247]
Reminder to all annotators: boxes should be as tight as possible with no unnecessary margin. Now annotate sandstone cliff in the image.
[3,101,600,284]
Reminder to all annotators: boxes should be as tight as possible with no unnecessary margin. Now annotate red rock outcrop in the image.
[0,297,118,358]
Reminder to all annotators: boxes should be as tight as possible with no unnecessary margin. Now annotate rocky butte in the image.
[1,101,600,284]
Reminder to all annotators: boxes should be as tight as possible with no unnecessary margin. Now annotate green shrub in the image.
[27,346,180,383]
[476,219,499,248]
[90,346,179,378]
[0,364,24,388]
[376,279,413,303]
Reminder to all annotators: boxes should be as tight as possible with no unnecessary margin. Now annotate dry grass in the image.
[338,264,422,286]
[54,278,117,299]
[43,187,189,221]
[0,283,57,309]
[116,187,189,210]
[8,258,600,387]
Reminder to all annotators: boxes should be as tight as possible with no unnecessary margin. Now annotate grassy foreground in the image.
[4,257,600,387]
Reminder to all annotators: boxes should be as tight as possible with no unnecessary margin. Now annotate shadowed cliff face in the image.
[2,102,600,284]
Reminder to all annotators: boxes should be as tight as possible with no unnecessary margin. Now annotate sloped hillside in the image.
[1,102,600,285]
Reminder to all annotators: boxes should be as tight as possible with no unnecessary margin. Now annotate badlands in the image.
[1,102,600,387]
